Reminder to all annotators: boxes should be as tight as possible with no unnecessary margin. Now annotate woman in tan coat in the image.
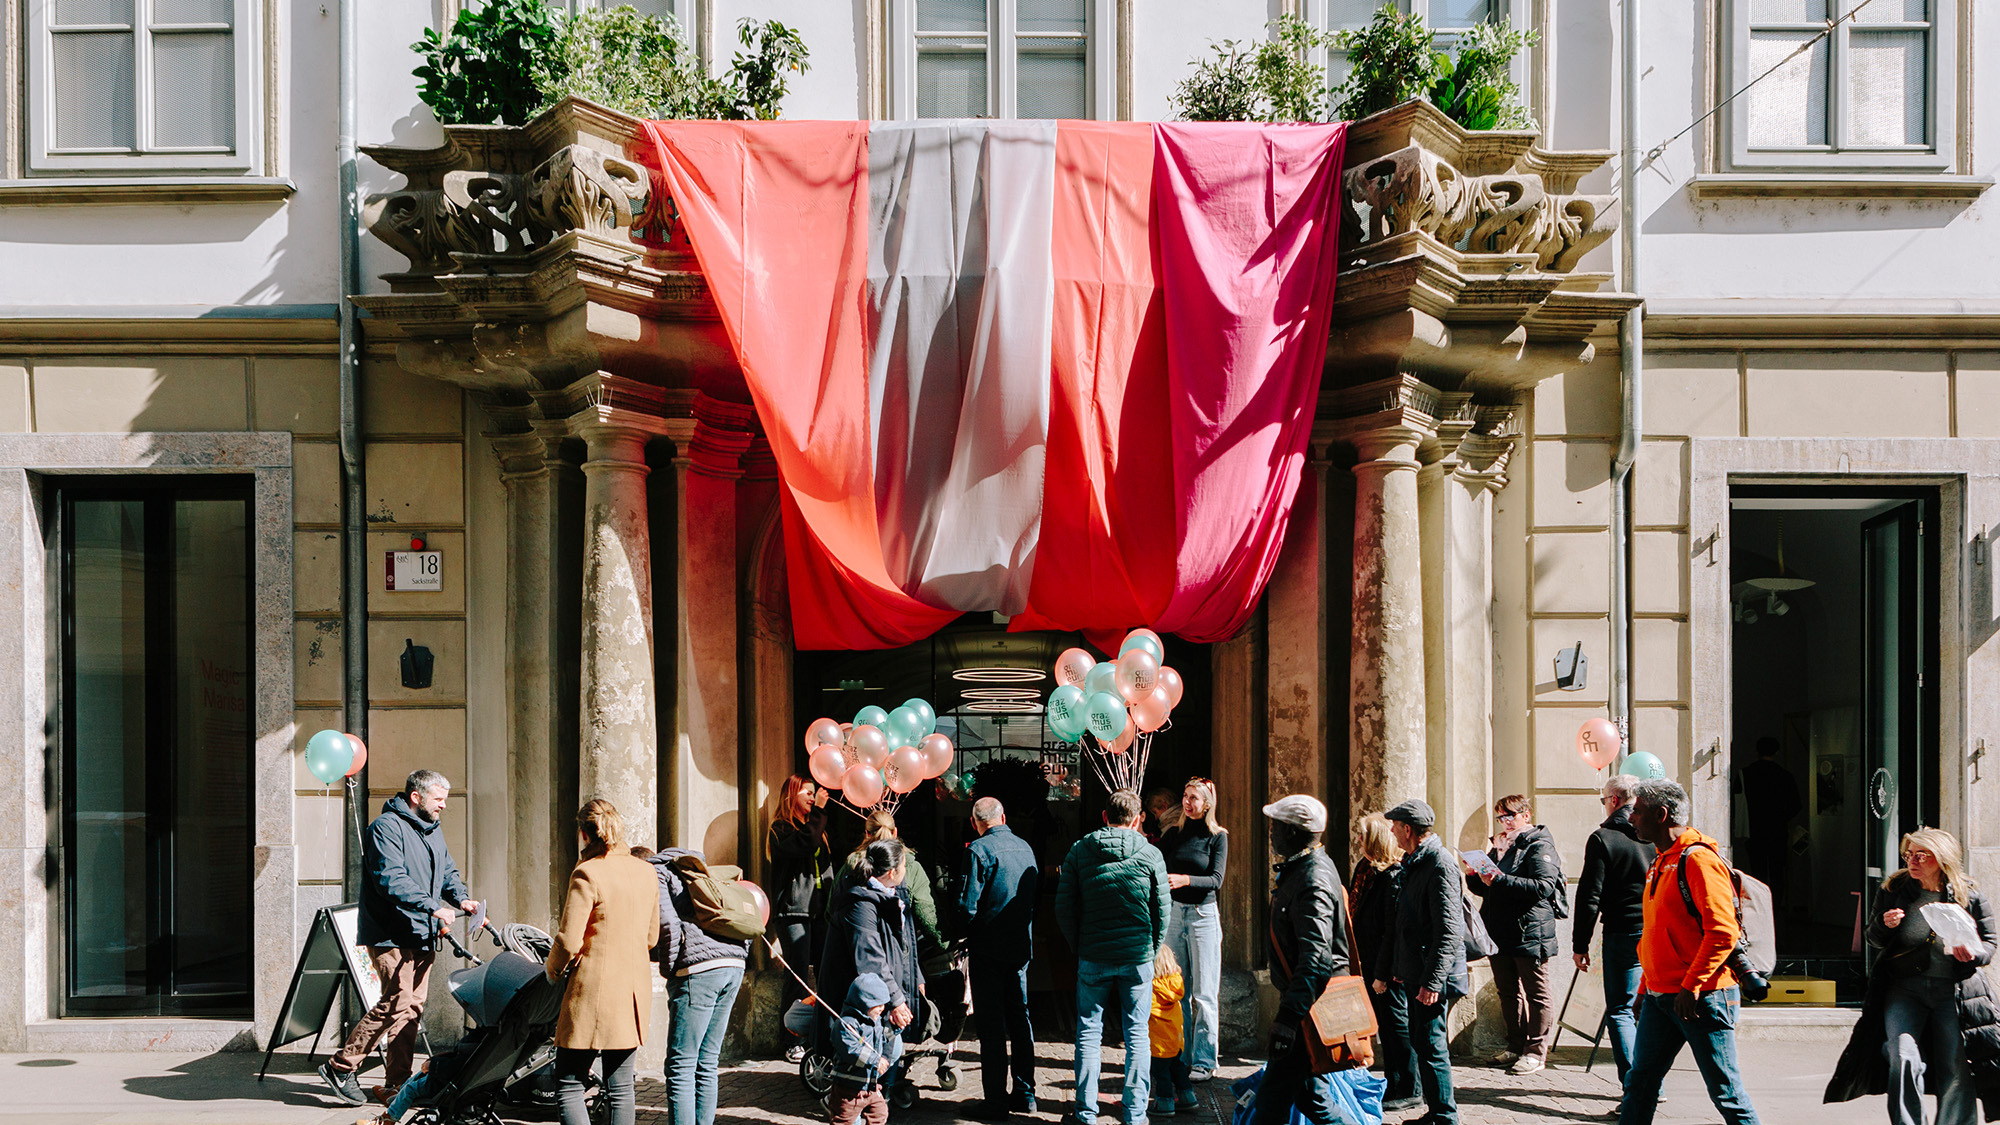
[546,799,660,1125]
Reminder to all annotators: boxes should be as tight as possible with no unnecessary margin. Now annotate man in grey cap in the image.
[1256,794,1351,1125]
[1383,798,1467,1125]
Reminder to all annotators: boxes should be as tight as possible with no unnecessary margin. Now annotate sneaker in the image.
[1383,1095,1426,1112]
[1174,1090,1199,1112]
[1151,1095,1176,1117]
[1508,1054,1545,1076]
[784,1044,807,1064]
[1011,1091,1039,1114]
[1187,1068,1212,1083]
[1486,1050,1519,1068]
[1062,1115,1097,1125]
[319,1062,366,1106]
[368,1083,399,1107]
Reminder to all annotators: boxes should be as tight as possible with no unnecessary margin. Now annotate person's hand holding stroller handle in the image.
[432,905,456,934]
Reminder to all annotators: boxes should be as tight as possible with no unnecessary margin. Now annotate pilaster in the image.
[1265,439,1334,839]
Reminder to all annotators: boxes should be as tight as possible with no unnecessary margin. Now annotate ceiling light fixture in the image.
[952,667,1047,683]
[959,701,1043,713]
[959,687,1043,701]
[1746,515,1815,593]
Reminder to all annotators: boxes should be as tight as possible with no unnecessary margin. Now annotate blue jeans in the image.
[557,1046,636,1125]
[1407,992,1457,1124]
[1601,931,1642,1083]
[1619,989,1759,1125]
[970,957,1036,1103]
[1884,975,1976,1125]
[1167,901,1222,1073]
[386,1065,434,1119]
[666,966,743,1125]
[1074,959,1154,1124]
[1370,979,1419,1102]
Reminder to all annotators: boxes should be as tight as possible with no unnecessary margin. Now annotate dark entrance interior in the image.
[1729,485,1939,1003]
[793,614,1213,1028]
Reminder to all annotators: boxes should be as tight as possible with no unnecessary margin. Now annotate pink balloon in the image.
[1108,720,1136,754]
[803,717,843,753]
[344,735,369,778]
[843,763,886,808]
[885,745,926,794]
[918,732,954,779]
[741,879,772,927]
[847,724,888,768]
[1157,665,1184,709]
[1055,647,1095,689]
[1132,687,1171,733]
[1115,648,1160,702]
[809,745,847,789]
[1124,627,1162,650]
[1576,718,1621,770]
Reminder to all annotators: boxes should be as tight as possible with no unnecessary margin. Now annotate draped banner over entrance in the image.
[641,119,1346,650]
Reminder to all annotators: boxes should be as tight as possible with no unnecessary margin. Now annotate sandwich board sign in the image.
[259,904,385,1080]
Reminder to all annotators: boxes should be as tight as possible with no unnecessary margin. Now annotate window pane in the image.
[1749,0,1827,20]
[1850,0,1925,23]
[52,32,136,150]
[153,31,235,148]
[169,498,250,1000]
[916,0,985,33]
[918,49,988,117]
[53,0,132,24]
[1328,0,1380,28]
[70,500,149,1001]
[1850,30,1927,146]
[1431,0,1492,28]
[1017,45,1085,119]
[1018,0,1083,34]
[155,0,233,22]
[1746,31,1829,146]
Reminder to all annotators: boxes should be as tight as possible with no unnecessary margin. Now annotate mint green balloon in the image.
[1047,685,1087,742]
[1084,661,1118,698]
[902,698,937,736]
[886,705,924,747]
[855,705,890,730]
[1118,633,1164,664]
[304,729,354,785]
[1617,751,1665,780]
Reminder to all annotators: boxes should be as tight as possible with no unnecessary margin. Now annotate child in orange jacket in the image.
[1150,944,1198,1116]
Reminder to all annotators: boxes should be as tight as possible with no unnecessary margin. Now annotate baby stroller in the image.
[393,921,604,1125]
[797,946,969,1110]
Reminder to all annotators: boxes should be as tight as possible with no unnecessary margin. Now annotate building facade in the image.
[0,0,1991,1054]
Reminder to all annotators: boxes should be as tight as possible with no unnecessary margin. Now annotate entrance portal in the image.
[1729,486,1939,1002]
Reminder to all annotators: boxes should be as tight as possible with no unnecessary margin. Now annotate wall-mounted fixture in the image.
[400,639,434,690]
[1554,643,1587,691]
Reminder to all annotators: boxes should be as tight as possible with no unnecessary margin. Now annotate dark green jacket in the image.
[1055,826,1169,967]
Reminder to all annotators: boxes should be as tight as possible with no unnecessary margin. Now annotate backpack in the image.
[1673,841,1775,1001]
[671,852,766,941]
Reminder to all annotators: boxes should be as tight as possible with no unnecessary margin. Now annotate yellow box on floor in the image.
[1763,976,1837,1006]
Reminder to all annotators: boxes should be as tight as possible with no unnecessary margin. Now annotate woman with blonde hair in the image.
[1157,776,1228,1082]
[1827,827,2000,1125]
[545,799,660,1125]
[1354,812,1421,1112]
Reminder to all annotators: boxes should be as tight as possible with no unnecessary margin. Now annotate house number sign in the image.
[385,550,443,592]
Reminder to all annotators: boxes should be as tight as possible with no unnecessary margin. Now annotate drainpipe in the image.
[338,0,368,905]
[1609,0,1642,761]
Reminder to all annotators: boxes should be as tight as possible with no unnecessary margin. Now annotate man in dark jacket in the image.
[959,797,1041,1118]
[321,770,478,1105]
[1573,775,1655,1084]
[1385,799,1466,1125]
[1466,793,1566,1075]
[1056,788,1170,1125]
[1256,794,1352,1125]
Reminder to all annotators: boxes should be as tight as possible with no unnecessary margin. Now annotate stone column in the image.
[663,400,753,863]
[576,411,662,850]
[494,426,581,926]
[1265,442,1332,824]
[1348,415,1434,850]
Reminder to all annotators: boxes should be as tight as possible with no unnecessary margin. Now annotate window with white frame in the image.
[1729,0,1954,171]
[27,0,257,174]
[1319,0,1510,93]
[891,0,1115,120]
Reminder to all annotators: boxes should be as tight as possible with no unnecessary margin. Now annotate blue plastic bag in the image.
[1231,1066,1388,1125]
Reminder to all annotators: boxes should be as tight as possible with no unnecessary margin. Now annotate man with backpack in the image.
[1620,778,1762,1125]
[651,848,757,1125]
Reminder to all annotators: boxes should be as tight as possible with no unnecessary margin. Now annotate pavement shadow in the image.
[124,1049,342,1109]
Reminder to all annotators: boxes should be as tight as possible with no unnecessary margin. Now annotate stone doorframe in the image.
[0,433,295,1051]
[1687,438,2000,872]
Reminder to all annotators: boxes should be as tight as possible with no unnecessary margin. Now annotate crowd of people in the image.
[313,767,2000,1125]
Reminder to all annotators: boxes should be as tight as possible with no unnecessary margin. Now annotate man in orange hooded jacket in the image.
[1618,778,1762,1125]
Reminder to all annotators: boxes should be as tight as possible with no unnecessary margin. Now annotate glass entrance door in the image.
[1860,501,1937,890]
[58,480,253,1017]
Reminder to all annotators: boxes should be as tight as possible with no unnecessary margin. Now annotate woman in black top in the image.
[1156,777,1228,1081]
[766,774,829,1062]
[1353,813,1421,1112]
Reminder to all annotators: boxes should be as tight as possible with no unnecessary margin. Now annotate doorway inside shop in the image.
[792,615,1213,1031]
[1729,485,1939,1003]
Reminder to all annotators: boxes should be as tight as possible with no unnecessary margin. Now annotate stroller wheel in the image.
[890,1082,920,1110]
[936,1063,958,1092]
[799,1049,835,1097]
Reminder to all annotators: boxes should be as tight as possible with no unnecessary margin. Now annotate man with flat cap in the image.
[1384,799,1468,1125]
[1257,794,1351,1125]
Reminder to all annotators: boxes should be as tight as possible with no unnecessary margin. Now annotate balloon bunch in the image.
[304,729,368,786]
[1045,629,1183,796]
[803,698,954,815]
[1574,717,1666,780]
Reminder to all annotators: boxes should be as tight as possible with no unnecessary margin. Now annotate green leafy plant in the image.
[414,0,563,126]
[1171,15,1337,123]
[1331,6,1537,131]
[415,2,810,126]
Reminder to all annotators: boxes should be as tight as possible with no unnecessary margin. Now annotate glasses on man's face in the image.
[1599,796,1617,806]
[1494,811,1523,823]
